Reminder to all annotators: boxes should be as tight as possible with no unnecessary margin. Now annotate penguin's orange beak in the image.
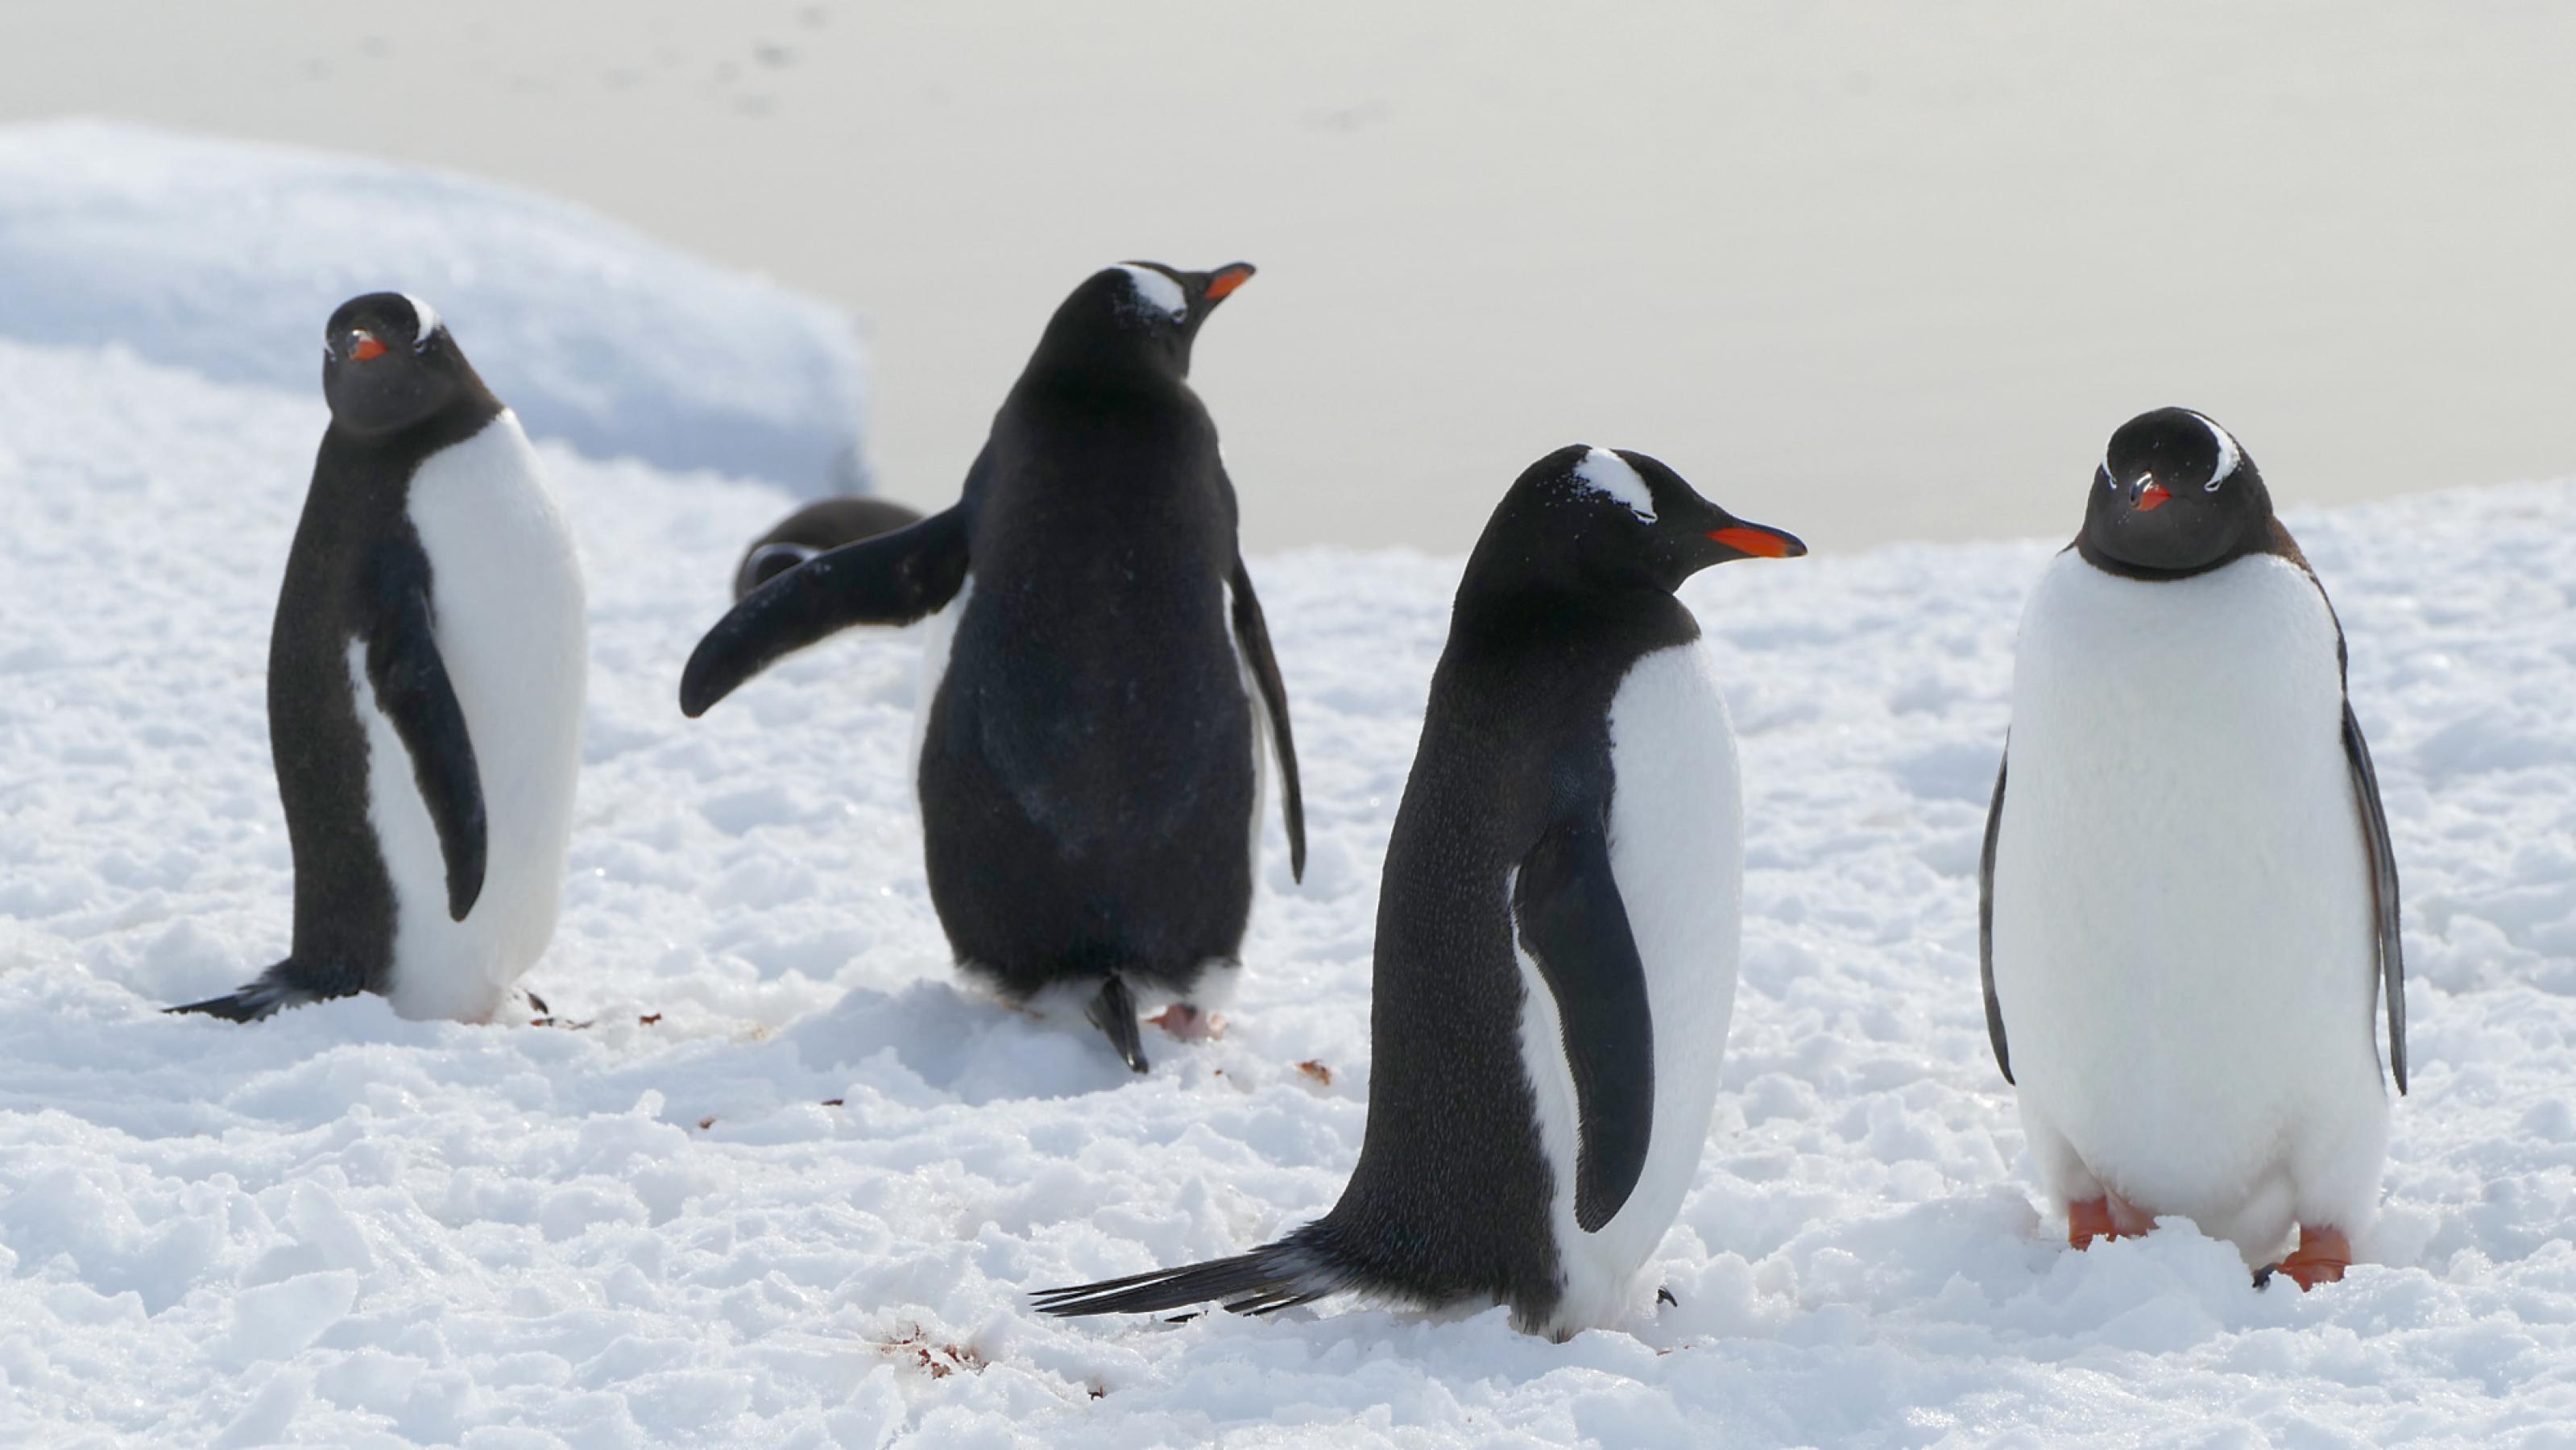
[2135,481,2172,512]
[349,330,387,362]
[1709,524,1805,558]
[1204,263,1256,301]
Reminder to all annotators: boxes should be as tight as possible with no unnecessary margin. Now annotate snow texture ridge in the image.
[0,119,872,495]
[4,334,2574,1444]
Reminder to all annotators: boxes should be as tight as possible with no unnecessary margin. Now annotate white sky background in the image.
[3,1,2571,554]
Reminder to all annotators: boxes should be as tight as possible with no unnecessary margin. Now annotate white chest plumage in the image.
[351,411,587,1022]
[1514,640,1744,1336]
[1992,550,2387,1257]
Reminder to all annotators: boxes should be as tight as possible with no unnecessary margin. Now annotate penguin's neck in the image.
[2073,512,2306,583]
[1452,578,1701,661]
[324,393,504,478]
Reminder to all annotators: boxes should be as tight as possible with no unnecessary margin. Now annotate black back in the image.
[1304,446,1799,1321]
[268,294,503,996]
[920,263,1270,999]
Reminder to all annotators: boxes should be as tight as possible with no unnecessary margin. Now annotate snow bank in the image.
[0,119,870,495]
[3,336,2574,1444]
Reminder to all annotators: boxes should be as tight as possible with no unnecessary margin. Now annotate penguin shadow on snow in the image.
[777,977,1185,1104]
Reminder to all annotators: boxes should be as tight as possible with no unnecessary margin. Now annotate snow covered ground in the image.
[0,121,872,495]
[5,322,2574,1445]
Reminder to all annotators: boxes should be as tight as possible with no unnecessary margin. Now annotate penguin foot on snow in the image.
[1149,1004,1225,1042]
[1086,976,1149,1074]
[2256,1226,2353,1290]
[2067,1195,2151,1249]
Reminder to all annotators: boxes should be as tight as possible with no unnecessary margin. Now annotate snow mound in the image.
[0,119,869,494]
[4,335,2575,1442]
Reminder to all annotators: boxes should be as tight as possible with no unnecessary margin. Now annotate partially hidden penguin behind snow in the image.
[169,294,587,1024]
[732,495,925,599]
[680,261,1302,1072]
[1033,445,1805,1339]
[1980,407,2404,1289]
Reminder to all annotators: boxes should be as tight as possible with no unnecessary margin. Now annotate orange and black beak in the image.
[1708,520,1807,559]
[346,329,388,362]
[2133,477,2172,512]
[1200,261,1255,304]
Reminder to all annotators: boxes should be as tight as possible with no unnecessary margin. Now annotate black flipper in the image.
[1087,974,1149,1074]
[1030,1228,1358,1319]
[1227,555,1307,882]
[2344,702,2406,1094]
[1512,817,1654,1232]
[166,962,324,1021]
[1978,751,2013,1084]
[365,536,486,922]
[679,506,970,718]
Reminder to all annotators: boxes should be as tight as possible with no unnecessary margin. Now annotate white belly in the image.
[1518,640,1743,1335]
[356,411,586,1023]
[1991,550,2387,1253]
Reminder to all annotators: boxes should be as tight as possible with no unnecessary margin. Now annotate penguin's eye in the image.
[2099,464,2117,490]
[2204,472,2224,493]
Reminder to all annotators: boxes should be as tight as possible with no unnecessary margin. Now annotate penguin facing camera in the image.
[733,495,926,600]
[171,294,587,1025]
[1979,407,2405,1289]
[681,260,1302,1073]
[1033,445,1803,1339]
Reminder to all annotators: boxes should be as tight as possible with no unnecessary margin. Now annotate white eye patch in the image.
[2190,411,2241,490]
[402,293,444,350]
[1115,265,1187,322]
[1573,447,1658,523]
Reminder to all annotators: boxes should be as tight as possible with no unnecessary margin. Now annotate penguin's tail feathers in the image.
[1085,973,1149,1075]
[165,963,317,1023]
[1029,1228,1360,1320]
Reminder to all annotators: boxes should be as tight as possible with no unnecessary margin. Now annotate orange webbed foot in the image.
[1149,1004,1225,1042]
[2264,1226,2352,1290]
[2068,1194,2148,1249]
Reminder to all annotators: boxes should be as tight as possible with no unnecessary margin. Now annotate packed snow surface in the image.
[3,331,2574,1445]
[0,121,872,495]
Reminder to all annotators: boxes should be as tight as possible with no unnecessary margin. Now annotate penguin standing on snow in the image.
[732,495,925,599]
[681,261,1303,1072]
[1034,446,1804,1339]
[1980,408,2405,1289]
[170,294,587,1024]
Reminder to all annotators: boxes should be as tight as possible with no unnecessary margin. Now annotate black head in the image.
[1461,445,1806,601]
[1025,260,1256,383]
[321,292,489,436]
[2081,408,2274,576]
[735,541,819,599]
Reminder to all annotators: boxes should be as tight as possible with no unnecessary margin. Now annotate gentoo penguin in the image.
[1033,445,1804,1339]
[681,260,1303,1072]
[732,495,925,599]
[1979,407,2404,1289]
[170,293,587,1024]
